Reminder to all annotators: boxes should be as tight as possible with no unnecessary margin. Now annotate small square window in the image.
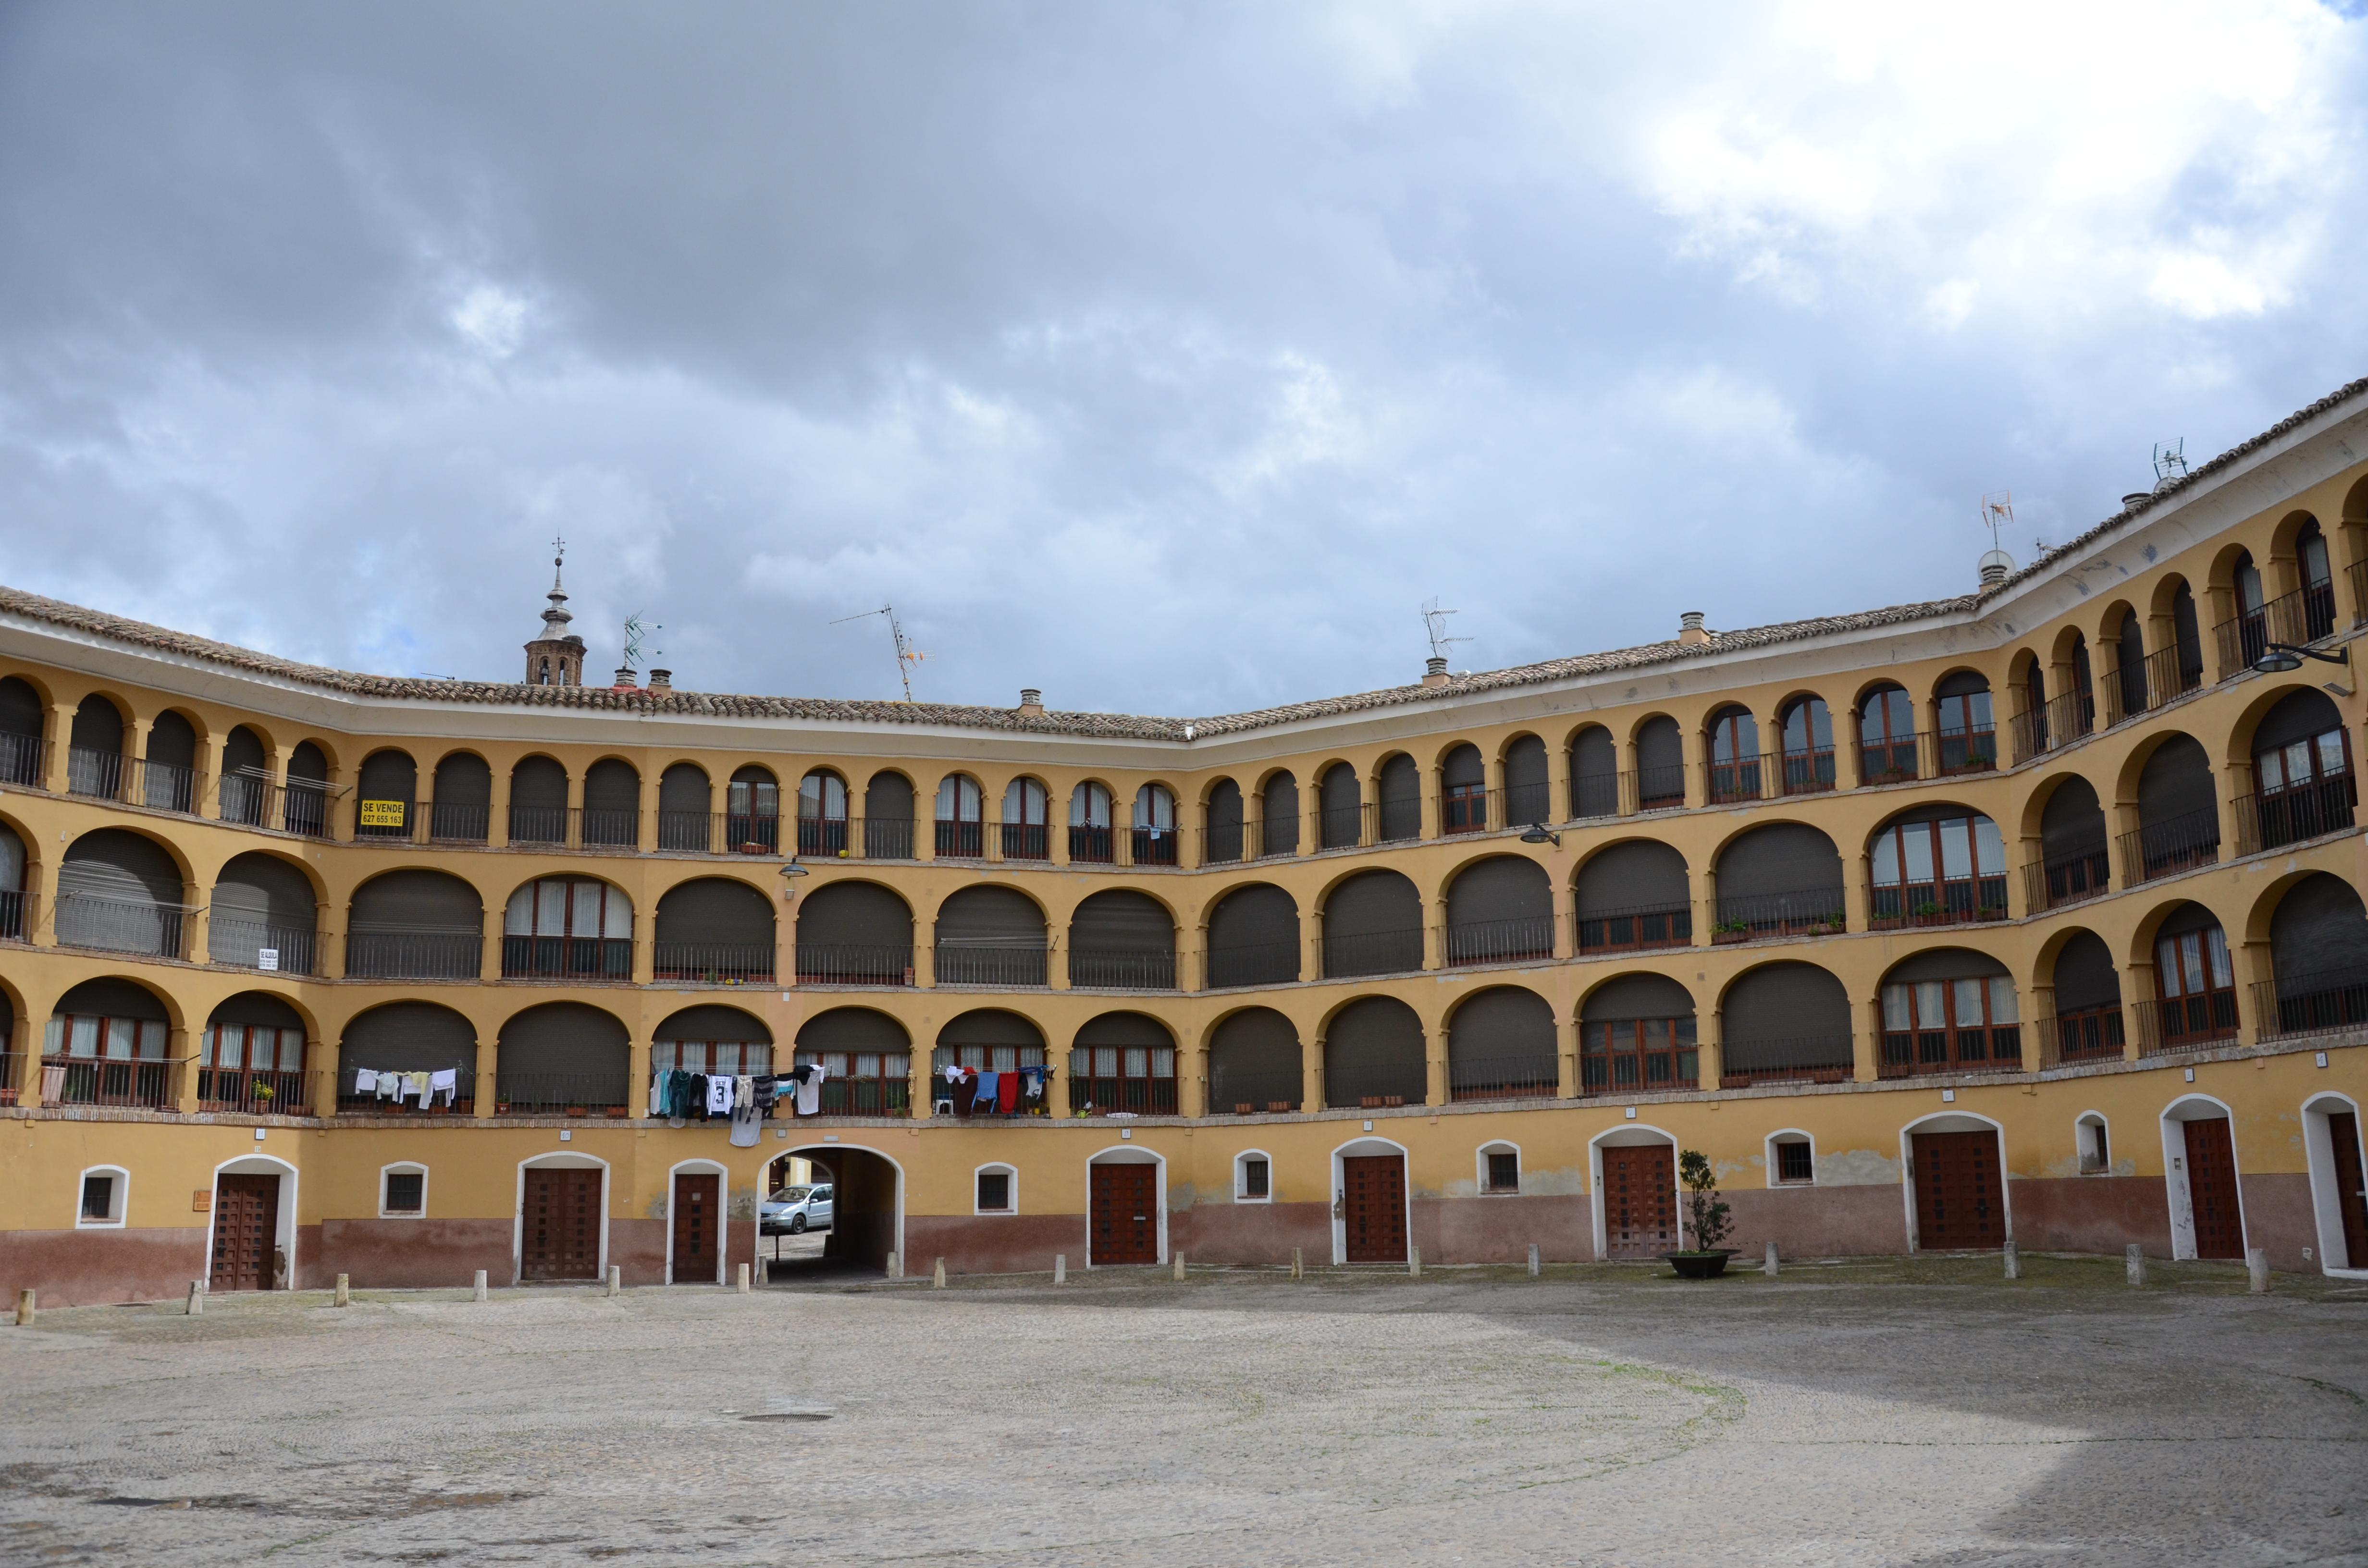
[1242,1158,1270,1200]
[1775,1140,1813,1185]
[80,1175,115,1222]
[977,1171,1011,1212]
[384,1172,424,1214]
[1486,1152,1519,1193]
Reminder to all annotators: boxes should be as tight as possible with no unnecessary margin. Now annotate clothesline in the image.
[936,1063,1049,1116]
[650,1065,833,1144]
[351,1066,463,1108]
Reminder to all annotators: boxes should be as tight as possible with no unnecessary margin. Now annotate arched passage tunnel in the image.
[762,1144,904,1281]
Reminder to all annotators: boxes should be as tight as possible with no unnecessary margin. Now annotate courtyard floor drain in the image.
[740,1409,833,1422]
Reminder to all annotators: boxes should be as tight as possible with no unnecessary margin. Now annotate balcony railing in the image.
[1570,772,1621,821]
[999,822,1051,862]
[1441,915,1555,967]
[1322,926,1425,979]
[1327,1063,1426,1109]
[495,1072,630,1115]
[808,1074,911,1116]
[207,918,322,976]
[507,804,641,850]
[796,815,851,858]
[651,941,775,985]
[2131,992,2240,1055]
[1578,1037,1698,1096]
[1376,795,1423,843]
[65,745,128,801]
[934,819,986,859]
[932,942,1049,988]
[2117,808,2220,886]
[355,796,418,841]
[1934,723,1998,777]
[1067,1075,1177,1116]
[52,893,194,960]
[1717,1033,1854,1089]
[1710,888,1846,945]
[1632,762,1689,811]
[1209,1066,1302,1115]
[1704,755,1766,805]
[501,934,634,981]
[1131,824,1181,866]
[2010,690,2095,764]
[345,926,483,980]
[1575,901,1691,954]
[1868,873,2009,931]
[0,889,34,943]
[1442,786,1492,834]
[240,779,334,837]
[1856,734,1923,787]
[2215,583,2338,679]
[1706,750,1835,803]
[427,800,491,844]
[794,943,914,986]
[1066,948,1177,990]
[197,1067,309,1115]
[2250,968,2368,1041]
[2235,778,2357,857]
[1204,939,1299,990]
[41,1057,177,1110]
[2103,644,2205,726]
[2023,850,2109,913]
[866,817,916,860]
[63,752,205,814]
[1505,779,1553,827]
[1067,823,1116,864]
[658,810,780,855]
[1877,1024,2023,1078]
[2041,1006,2125,1065]
[1447,1053,1558,1102]
[0,731,46,788]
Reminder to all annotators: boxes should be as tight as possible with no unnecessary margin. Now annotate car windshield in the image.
[772,1187,813,1201]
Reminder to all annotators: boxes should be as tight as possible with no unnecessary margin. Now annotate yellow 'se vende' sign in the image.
[358,799,407,828]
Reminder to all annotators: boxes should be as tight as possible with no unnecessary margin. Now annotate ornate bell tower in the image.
[523,537,586,687]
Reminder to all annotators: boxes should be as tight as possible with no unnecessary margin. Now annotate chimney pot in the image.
[1422,656,1450,688]
[612,667,638,690]
[1678,611,1710,647]
[1019,687,1044,716]
[2121,492,2152,510]
[646,668,671,690]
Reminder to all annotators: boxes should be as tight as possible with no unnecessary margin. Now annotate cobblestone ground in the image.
[1,1255,2364,1566]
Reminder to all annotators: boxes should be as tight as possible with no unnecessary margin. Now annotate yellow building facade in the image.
[6,380,2368,1302]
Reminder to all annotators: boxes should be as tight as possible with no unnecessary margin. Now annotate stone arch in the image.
[1717,962,1852,1084]
[1323,994,1426,1108]
[1206,882,1300,988]
[1444,985,1557,1100]
[1320,867,1423,978]
[1711,821,1843,939]
[794,880,914,985]
[210,850,323,973]
[496,1002,631,1112]
[652,874,775,982]
[1573,838,1690,953]
[1442,853,1553,964]
[347,868,485,980]
[55,827,190,957]
[1207,1005,1302,1113]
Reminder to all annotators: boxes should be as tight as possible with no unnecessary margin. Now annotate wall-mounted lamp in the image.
[778,861,810,901]
[1518,824,1561,848]
[2252,641,2349,675]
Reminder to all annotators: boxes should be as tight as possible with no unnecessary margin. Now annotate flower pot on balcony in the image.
[1661,1250,1739,1279]
[1234,1102,1255,1115]
[566,1105,588,1117]
[1360,1096,1383,1109]
[604,1106,628,1118]
[494,1102,510,1115]
[1266,1101,1293,1113]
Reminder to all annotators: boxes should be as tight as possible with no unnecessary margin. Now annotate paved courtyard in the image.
[1,1256,2364,1566]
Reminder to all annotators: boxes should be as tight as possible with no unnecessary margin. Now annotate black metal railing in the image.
[1068,823,1116,864]
[1204,939,1299,989]
[1780,746,1837,796]
[0,889,34,943]
[1570,772,1621,820]
[1505,779,1553,826]
[345,926,483,980]
[1576,901,1692,954]
[1441,915,1555,967]
[501,934,634,980]
[1633,763,1688,811]
[42,1058,176,1110]
[2215,584,2336,679]
[1321,926,1425,979]
[0,731,46,788]
[65,745,128,801]
[1717,1034,1854,1088]
[2131,992,2240,1055]
[207,918,321,976]
[1067,1075,1178,1116]
[2010,690,2094,763]
[1934,723,1998,776]
[2024,850,2110,913]
[1857,733,1922,787]
[120,757,202,814]
[1066,948,1177,990]
[1705,754,1767,805]
[220,776,333,836]
[2042,1006,2126,1065]
[1710,888,1846,944]
[658,811,780,855]
[2236,777,2357,857]
[1326,1063,1426,1109]
[651,941,775,984]
[866,817,916,860]
[52,893,193,960]
[794,943,914,986]
[1209,1067,1302,1115]
[355,796,418,841]
[2250,969,2368,1041]
[797,815,851,858]
[495,1072,630,1114]
[427,800,491,844]
[1578,1036,1698,1095]
[999,822,1051,861]
[1376,795,1423,843]
[1318,803,1368,850]
[2103,644,2204,726]
[197,1067,309,1115]
[1868,873,2009,930]
[506,804,573,846]
[2118,808,2220,886]
[934,819,986,858]
[1448,1053,1558,1102]
[932,942,1049,988]
[1441,786,1492,834]
[808,1074,911,1116]
[1878,1024,2023,1077]
[1130,824,1180,866]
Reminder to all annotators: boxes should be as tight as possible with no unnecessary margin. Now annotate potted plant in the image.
[1662,1149,1739,1279]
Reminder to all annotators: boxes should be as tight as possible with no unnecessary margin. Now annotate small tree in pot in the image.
[1665,1149,1739,1278]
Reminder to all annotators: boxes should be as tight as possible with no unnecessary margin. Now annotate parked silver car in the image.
[761,1184,834,1235]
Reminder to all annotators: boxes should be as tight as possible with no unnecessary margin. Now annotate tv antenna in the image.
[2152,439,2187,484]
[831,605,925,703]
[1979,490,2015,554]
[1421,598,1470,666]
[622,614,662,671]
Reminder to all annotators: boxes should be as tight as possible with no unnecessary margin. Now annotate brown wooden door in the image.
[1090,1163,1159,1265]
[1601,1144,1676,1260]
[522,1168,603,1281]
[1342,1154,1407,1263]
[2183,1117,2244,1260]
[672,1173,719,1284]
[2330,1112,2368,1270]
[1912,1131,2004,1251]
[209,1174,279,1292]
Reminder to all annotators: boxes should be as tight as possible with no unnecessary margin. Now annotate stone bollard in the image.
[606,1264,621,1298]
[1053,1254,1066,1285]
[2002,1240,2020,1281]
[736,1263,751,1295]
[2125,1244,2146,1286]
[1764,1241,1780,1278]
[1409,1246,1422,1278]
[2247,1249,2270,1294]
[333,1274,350,1308]
[472,1270,488,1303]
[885,1251,899,1281]
[933,1257,947,1289]
[1291,1247,1303,1280]
[15,1288,33,1326]
[1172,1252,1185,1283]
[1528,1243,1542,1278]
[185,1282,203,1317]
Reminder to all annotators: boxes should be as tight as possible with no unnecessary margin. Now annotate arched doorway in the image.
[765,1144,905,1280]
[1330,1137,1408,1264]
[2160,1096,2245,1261]
[1590,1126,1677,1261]
[1900,1113,2008,1252]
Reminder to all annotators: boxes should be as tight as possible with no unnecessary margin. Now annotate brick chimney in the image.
[1018,687,1045,717]
[1678,611,1710,647]
[1422,657,1451,688]
[646,669,672,691]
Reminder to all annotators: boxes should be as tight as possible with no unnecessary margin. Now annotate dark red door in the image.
[1602,1144,1676,1260]
[672,1173,719,1284]
[522,1168,602,1281]
[2183,1118,2244,1260]
[2330,1113,2368,1270]
[1342,1155,1407,1262]
[210,1175,279,1292]
[1912,1131,2004,1250]
[1090,1163,1159,1265]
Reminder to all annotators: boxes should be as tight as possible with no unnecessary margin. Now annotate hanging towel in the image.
[375,1072,401,1101]
[353,1068,379,1094]
[729,1101,762,1147]
[997,1071,1020,1114]
[429,1068,458,1106]
[40,1064,65,1102]
[1022,1065,1047,1103]
[705,1074,735,1117]
[973,1070,999,1114]
[796,1064,827,1116]
[405,1071,431,1104]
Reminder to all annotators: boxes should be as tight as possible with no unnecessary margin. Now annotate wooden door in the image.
[1089,1163,1159,1265]
[672,1173,719,1284]
[1912,1131,2004,1251]
[2330,1112,2368,1270]
[2183,1117,2244,1260]
[1601,1144,1676,1260]
[1341,1154,1407,1263]
[209,1175,279,1292]
[522,1168,603,1281]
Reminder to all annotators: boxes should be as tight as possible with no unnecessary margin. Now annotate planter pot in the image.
[1662,1250,1739,1279]
[565,1106,588,1117]
[604,1107,628,1118]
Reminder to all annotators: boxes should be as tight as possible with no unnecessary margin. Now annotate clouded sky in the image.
[2,2,2363,717]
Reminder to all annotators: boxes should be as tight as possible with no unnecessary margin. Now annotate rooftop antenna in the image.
[831,605,925,703]
[2152,439,2188,487]
[622,614,663,672]
[1976,490,2018,588]
[1421,598,1470,665]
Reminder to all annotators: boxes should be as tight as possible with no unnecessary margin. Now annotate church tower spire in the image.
[523,536,586,687]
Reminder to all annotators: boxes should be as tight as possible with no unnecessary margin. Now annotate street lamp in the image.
[777,860,810,901]
[1518,823,1562,848]
[2251,642,2349,676]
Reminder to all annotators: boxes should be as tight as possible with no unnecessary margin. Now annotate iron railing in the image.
[1632,763,1689,812]
[0,889,33,943]
[1575,901,1691,954]
[207,918,322,976]
[1717,1033,1854,1088]
[2235,778,2357,857]
[866,817,917,860]
[2250,969,2368,1041]
[1067,1074,1178,1116]
[1447,1053,1559,1102]
[68,754,205,814]
[805,1073,911,1115]
[495,1072,631,1114]
[1441,785,1492,834]
[1710,888,1846,945]
[2010,689,2095,763]
[1505,779,1554,827]
[1204,939,1300,990]
[1208,1066,1302,1115]
[2117,808,2220,886]
[1570,772,1621,820]
[933,819,986,858]
[1440,915,1555,967]
[354,796,418,841]
[2131,993,2240,1055]
[1326,1063,1426,1109]
[932,942,1049,988]
[64,745,128,801]
[2215,583,2337,679]
[796,815,852,858]
[793,943,914,986]
[2023,851,2110,913]
[2102,644,2204,726]
[1877,1024,2023,1078]
[2040,1006,2125,1065]
[1131,824,1181,865]
[1068,823,1117,864]
[1066,948,1177,990]
[506,804,572,847]
[1376,795,1423,843]
[52,893,194,960]
[1868,873,2009,930]
[1934,723,1999,777]
[658,810,780,855]
[999,822,1051,862]
[1856,732,1923,787]
[218,775,333,836]
[1704,754,1766,805]
[651,941,775,984]
[345,926,483,980]
[501,934,634,980]
[1318,803,1368,851]
[197,1067,309,1115]
[426,800,491,844]
[1321,926,1425,979]
[0,731,46,788]
[1578,1036,1698,1095]
[41,1057,176,1110]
